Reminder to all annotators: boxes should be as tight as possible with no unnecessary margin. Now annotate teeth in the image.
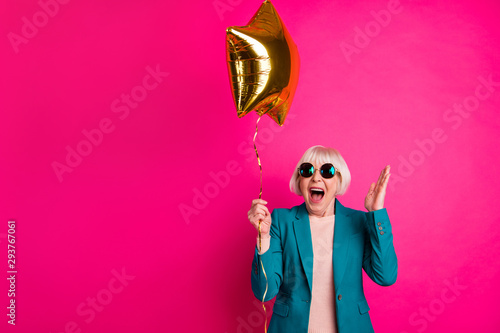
[311,188,324,194]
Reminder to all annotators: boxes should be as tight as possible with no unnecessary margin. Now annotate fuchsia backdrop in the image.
[1,0,500,332]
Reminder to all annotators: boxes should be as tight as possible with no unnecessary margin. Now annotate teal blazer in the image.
[251,199,397,332]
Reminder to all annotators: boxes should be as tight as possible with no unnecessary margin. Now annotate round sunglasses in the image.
[298,163,338,179]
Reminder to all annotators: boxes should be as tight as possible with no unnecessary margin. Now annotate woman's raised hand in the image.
[248,199,272,236]
[364,165,391,212]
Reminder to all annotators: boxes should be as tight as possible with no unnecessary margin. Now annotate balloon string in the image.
[253,115,263,250]
[253,115,268,333]
[253,116,263,200]
[260,258,268,333]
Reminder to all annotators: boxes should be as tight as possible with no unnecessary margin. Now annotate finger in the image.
[248,208,256,219]
[252,199,268,206]
[381,165,390,179]
[384,171,391,183]
[367,182,375,195]
[251,213,265,224]
[253,203,271,216]
[380,173,391,191]
[381,170,391,185]
[375,168,385,189]
[260,221,271,231]
[376,165,391,191]
[250,202,266,213]
[253,206,268,217]
[376,175,390,200]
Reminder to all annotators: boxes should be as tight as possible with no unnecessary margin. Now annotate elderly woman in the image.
[248,145,397,333]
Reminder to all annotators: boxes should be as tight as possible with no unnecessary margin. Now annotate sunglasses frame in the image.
[298,162,339,179]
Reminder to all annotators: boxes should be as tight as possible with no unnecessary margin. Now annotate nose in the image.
[311,168,322,182]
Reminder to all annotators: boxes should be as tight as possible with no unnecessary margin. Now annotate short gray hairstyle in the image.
[289,145,351,196]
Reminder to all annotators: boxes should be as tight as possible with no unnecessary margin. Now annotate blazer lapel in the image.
[333,199,351,292]
[293,203,314,293]
[293,200,352,294]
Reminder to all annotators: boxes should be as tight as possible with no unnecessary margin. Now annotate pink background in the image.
[1,0,500,332]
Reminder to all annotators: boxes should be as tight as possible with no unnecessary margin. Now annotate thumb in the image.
[367,182,376,194]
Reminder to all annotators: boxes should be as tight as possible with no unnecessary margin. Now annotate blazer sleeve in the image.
[362,208,398,286]
[251,209,283,302]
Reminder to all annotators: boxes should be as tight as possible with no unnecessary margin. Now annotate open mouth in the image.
[309,188,325,203]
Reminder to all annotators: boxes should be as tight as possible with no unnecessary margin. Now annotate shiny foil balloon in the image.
[226,0,300,126]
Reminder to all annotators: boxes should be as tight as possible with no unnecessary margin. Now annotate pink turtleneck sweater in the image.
[257,214,338,333]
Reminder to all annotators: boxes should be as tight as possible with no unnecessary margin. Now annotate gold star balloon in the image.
[226,0,300,126]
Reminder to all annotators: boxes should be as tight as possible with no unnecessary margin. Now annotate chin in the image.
[305,197,335,216]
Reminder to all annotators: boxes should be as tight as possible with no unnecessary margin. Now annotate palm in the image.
[365,166,391,212]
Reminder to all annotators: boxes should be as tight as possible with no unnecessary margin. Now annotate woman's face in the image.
[299,161,338,217]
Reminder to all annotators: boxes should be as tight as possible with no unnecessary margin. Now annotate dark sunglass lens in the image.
[300,163,314,177]
[320,164,335,179]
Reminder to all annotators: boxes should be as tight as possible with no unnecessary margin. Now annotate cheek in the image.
[327,180,338,195]
[299,178,308,195]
